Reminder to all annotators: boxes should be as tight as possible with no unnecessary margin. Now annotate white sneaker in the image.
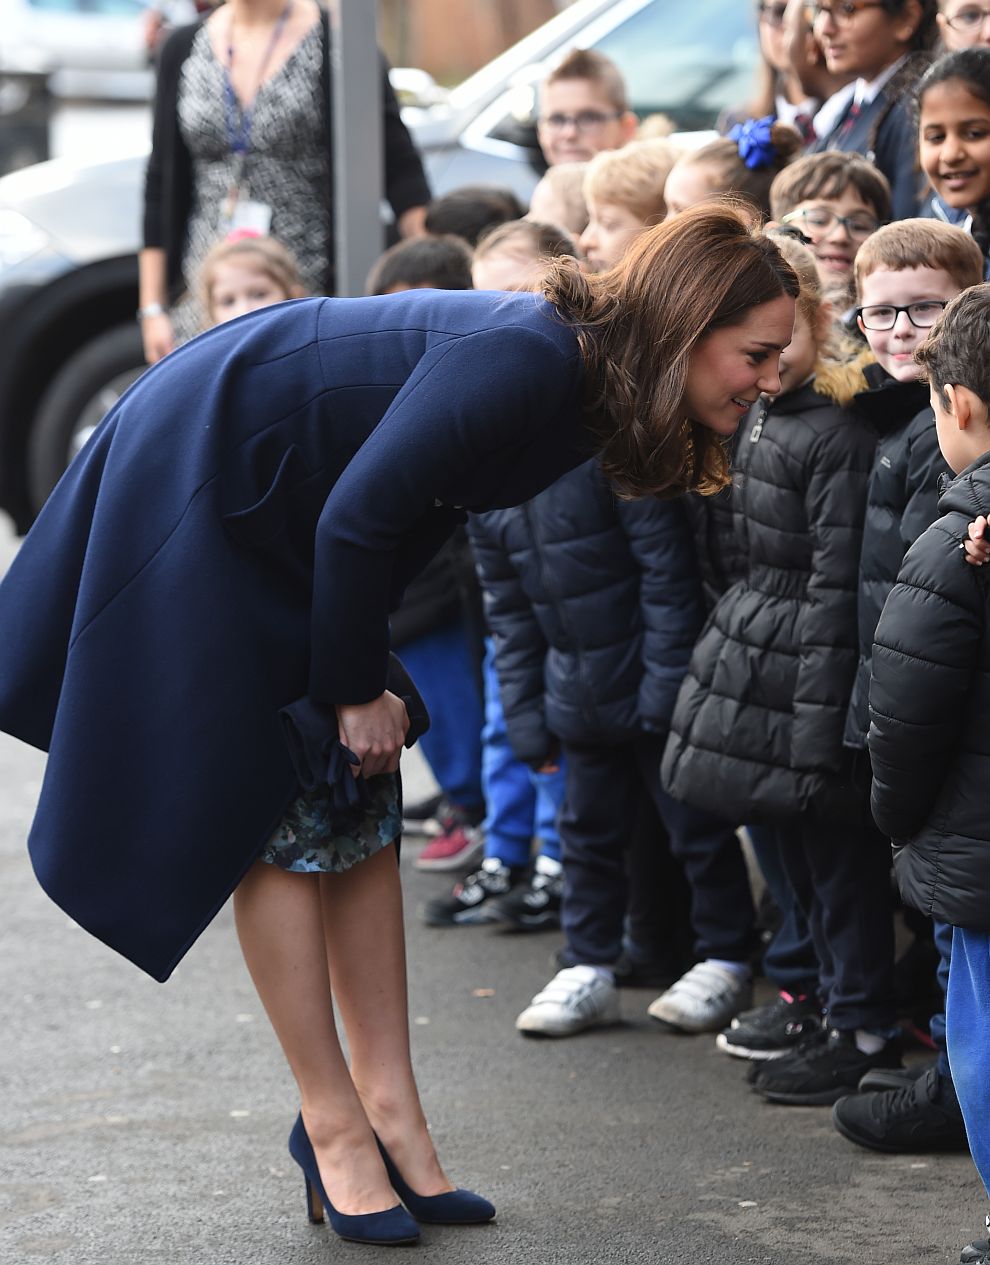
[515,965,620,1038]
[647,961,752,1034]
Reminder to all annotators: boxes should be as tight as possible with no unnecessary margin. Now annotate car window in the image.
[484,0,758,152]
[593,0,758,131]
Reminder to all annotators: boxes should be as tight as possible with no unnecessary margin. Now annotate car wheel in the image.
[28,324,146,511]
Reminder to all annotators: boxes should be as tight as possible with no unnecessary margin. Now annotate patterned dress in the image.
[171,20,330,344]
[261,774,402,874]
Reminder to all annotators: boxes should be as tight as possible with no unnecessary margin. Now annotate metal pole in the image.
[331,1,383,296]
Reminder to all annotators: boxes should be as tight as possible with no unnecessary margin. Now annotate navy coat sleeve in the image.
[307,324,580,705]
[615,494,705,732]
[869,523,984,839]
[468,514,552,764]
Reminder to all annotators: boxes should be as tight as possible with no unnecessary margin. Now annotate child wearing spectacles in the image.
[824,218,984,1160]
[938,0,990,49]
[917,49,990,277]
[809,0,939,219]
[535,48,637,168]
[770,150,891,306]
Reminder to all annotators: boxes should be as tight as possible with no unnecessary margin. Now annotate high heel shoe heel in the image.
[375,1135,496,1225]
[288,1114,420,1246]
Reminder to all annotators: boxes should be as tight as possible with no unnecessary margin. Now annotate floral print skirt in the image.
[260,773,401,874]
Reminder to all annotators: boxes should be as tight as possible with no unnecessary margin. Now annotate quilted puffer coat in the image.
[844,366,942,747]
[662,379,875,822]
[869,452,990,932]
[468,457,705,764]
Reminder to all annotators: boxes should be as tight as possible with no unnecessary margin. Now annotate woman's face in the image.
[681,294,796,435]
[759,0,792,71]
[938,0,990,50]
[919,78,990,211]
[813,0,920,81]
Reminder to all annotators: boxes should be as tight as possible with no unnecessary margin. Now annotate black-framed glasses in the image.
[945,5,990,30]
[538,109,622,133]
[758,1,789,26]
[812,0,886,23]
[781,206,881,240]
[856,300,948,331]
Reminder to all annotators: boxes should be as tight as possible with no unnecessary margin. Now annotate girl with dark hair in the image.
[0,204,797,1252]
[918,47,990,272]
[811,0,940,218]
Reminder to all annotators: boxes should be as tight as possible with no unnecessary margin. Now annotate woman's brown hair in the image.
[542,200,799,499]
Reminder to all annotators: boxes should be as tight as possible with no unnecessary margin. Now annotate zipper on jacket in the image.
[749,401,768,444]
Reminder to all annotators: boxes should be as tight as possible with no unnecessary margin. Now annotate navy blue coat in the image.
[0,290,590,980]
[869,453,990,931]
[468,459,704,763]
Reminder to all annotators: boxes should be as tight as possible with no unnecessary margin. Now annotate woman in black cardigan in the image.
[0,207,797,1249]
[139,0,430,362]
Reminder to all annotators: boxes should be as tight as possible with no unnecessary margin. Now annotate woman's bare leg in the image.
[319,843,454,1195]
[233,859,397,1214]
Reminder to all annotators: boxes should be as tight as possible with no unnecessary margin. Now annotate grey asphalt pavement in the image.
[0,511,982,1265]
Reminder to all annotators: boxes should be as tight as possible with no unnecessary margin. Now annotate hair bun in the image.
[729,116,803,171]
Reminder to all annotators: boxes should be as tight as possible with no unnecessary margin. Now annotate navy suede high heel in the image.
[288,1114,420,1246]
[375,1136,496,1225]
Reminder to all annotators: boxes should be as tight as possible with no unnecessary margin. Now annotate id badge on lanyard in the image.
[219,2,290,238]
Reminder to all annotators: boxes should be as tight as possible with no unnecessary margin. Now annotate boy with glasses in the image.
[830,218,984,1157]
[536,48,637,168]
[770,150,892,305]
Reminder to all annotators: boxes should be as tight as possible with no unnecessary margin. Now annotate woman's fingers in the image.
[335,692,409,777]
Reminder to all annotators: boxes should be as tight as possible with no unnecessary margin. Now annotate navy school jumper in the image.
[0,290,591,981]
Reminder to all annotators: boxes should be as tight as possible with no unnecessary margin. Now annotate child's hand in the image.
[963,515,990,566]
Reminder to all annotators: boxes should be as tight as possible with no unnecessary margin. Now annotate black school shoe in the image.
[485,856,563,931]
[857,1056,938,1093]
[716,991,823,1061]
[831,1065,968,1153]
[752,1027,902,1106]
[961,1217,990,1264]
[421,858,526,927]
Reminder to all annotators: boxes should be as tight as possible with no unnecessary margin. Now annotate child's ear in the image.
[950,384,981,431]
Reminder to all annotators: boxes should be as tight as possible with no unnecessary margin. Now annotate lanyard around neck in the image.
[222,0,293,159]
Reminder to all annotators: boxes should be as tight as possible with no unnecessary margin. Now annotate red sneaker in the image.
[413,817,485,871]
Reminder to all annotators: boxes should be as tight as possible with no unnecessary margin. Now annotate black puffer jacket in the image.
[844,367,942,747]
[468,458,704,764]
[662,381,875,822]
[869,453,990,932]
[680,429,746,612]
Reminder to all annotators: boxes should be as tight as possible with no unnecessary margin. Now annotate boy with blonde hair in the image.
[579,138,679,272]
[830,218,984,1156]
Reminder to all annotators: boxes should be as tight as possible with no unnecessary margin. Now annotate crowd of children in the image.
[166,13,990,1261]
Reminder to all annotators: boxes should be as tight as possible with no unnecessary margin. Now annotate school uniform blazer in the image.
[0,289,590,981]
[812,87,923,220]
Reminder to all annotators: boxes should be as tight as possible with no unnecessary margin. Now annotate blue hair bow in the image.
[728,116,777,171]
